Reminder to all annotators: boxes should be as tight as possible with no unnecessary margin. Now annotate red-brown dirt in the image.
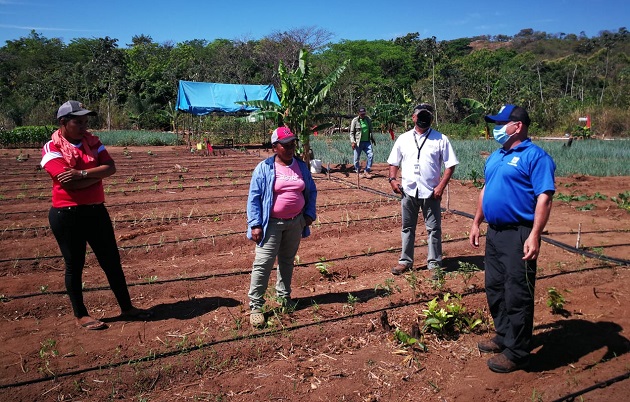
[1,146,629,402]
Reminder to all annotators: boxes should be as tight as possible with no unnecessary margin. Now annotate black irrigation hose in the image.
[0,212,403,264]
[1,175,628,393]
[0,184,353,214]
[334,175,630,267]
[551,371,630,402]
[0,288,479,390]
[0,260,625,390]
[0,197,397,232]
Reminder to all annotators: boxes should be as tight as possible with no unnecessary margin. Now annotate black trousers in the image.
[49,204,132,318]
[485,224,537,363]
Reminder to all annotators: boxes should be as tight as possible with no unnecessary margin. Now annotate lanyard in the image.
[413,128,431,160]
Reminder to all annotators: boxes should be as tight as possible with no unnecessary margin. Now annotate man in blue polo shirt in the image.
[469,104,555,373]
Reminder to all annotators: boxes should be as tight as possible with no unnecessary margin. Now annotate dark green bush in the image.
[0,125,56,147]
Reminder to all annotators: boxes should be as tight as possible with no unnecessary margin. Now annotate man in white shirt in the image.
[387,104,459,275]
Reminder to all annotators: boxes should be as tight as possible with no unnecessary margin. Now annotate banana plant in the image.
[239,49,349,164]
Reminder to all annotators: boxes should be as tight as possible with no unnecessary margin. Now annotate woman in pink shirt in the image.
[246,127,317,328]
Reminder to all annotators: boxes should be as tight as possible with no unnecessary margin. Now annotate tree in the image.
[239,49,348,164]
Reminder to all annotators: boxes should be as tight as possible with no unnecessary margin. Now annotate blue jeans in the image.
[248,215,305,310]
[353,141,373,172]
[399,194,442,268]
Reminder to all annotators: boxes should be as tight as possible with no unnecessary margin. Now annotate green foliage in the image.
[611,191,630,212]
[239,48,349,163]
[422,293,483,337]
[97,130,182,146]
[0,125,56,147]
[546,287,568,313]
[455,261,482,285]
[375,278,401,297]
[315,258,333,278]
[394,328,426,351]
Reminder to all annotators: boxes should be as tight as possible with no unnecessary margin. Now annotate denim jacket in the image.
[246,155,317,246]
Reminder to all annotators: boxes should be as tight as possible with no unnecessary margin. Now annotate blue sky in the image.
[1,0,628,47]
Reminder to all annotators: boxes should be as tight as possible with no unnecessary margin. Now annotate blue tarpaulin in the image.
[176,80,280,115]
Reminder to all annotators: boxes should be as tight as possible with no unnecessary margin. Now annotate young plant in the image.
[343,293,359,313]
[427,267,447,291]
[315,257,334,279]
[547,287,568,314]
[375,278,401,298]
[394,327,426,351]
[611,191,630,212]
[422,296,453,335]
[456,260,482,286]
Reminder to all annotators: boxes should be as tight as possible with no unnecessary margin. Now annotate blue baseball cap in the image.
[485,104,531,126]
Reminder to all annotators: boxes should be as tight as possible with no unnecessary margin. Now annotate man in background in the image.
[349,107,375,178]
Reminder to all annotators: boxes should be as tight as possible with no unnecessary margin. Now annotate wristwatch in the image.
[388,177,397,182]
[81,170,87,178]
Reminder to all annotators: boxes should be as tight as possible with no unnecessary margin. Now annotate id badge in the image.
[414,163,421,176]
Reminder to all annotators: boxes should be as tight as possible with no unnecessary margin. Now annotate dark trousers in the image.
[485,224,537,363]
[49,204,132,318]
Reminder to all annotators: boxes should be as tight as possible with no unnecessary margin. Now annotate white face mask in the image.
[492,122,516,145]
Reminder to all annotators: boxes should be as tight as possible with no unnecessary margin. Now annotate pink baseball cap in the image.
[271,126,296,144]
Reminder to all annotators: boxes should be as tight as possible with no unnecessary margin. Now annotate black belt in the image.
[489,222,533,231]
[54,203,104,211]
[272,214,301,221]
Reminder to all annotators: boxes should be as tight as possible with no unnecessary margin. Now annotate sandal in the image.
[250,310,265,328]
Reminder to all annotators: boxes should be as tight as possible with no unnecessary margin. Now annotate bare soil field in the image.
[0,146,629,402]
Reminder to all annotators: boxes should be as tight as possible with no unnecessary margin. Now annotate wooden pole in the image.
[576,223,582,249]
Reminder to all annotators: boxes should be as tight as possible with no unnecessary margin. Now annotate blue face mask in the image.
[492,122,515,145]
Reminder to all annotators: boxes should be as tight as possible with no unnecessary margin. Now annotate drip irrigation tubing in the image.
[0,197,397,230]
[0,289,482,390]
[0,212,404,264]
[333,175,630,267]
[550,371,630,402]
[0,182,352,205]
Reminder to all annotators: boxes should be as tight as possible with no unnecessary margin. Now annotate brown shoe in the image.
[487,353,529,373]
[478,338,505,354]
[391,263,410,275]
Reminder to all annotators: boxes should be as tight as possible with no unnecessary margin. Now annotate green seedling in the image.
[315,257,333,278]
[375,278,401,297]
[456,261,482,285]
[394,327,426,350]
[343,293,359,313]
[547,287,569,314]
[145,275,158,284]
[611,191,630,212]
[39,338,59,376]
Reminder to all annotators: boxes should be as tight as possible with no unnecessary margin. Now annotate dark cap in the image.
[358,107,366,114]
[413,103,434,116]
[57,100,97,119]
[485,104,531,126]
